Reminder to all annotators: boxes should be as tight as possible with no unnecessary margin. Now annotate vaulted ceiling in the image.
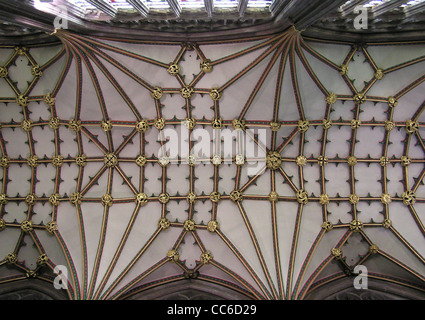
[1,0,425,300]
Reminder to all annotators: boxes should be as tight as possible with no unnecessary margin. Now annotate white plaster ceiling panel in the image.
[0,27,425,300]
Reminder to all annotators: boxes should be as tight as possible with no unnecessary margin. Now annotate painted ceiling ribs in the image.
[1,0,425,301]
[1,25,425,300]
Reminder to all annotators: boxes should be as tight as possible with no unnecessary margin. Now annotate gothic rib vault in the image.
[1,26,425,299]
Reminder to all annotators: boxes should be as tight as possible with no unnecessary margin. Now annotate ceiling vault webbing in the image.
[1,26,425,300]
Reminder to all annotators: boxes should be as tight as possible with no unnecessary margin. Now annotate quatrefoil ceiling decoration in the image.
[1,27,425,300]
